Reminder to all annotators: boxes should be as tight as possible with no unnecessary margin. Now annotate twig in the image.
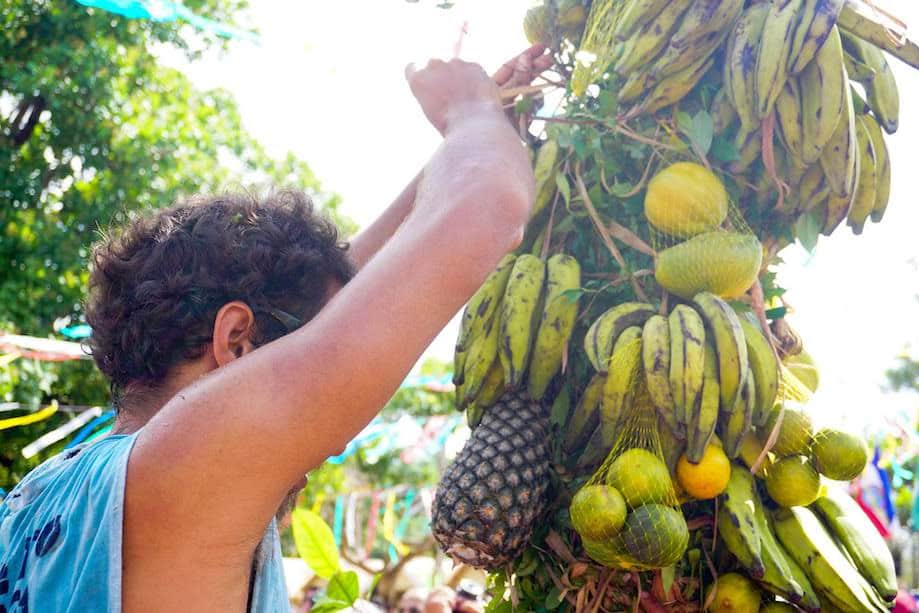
[545,564,579,608]
[620,150,659,198]
[607,219,656,257]
[573,163,650,302]
[545,530,578,564]
[590,570,616,613]
[541,192,560,260]
[500,81,561,101]
[761,112,790,212]
[754,402,785,475]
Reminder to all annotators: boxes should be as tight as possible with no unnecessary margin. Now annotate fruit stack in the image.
[430,0,918,610]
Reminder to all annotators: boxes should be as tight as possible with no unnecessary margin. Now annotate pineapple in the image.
[431,391,551,569]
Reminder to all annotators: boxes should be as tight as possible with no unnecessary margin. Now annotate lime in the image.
[570,484,627,540]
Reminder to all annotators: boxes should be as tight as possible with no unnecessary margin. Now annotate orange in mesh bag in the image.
[646,162,763,300]
[569,338,689,570]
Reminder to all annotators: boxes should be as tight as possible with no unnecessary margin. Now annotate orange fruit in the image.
[676,444,731,499]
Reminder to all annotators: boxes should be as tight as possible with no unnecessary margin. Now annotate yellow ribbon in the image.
[0,400,59,431]
[382,491,409,556]
[311,492,325,514]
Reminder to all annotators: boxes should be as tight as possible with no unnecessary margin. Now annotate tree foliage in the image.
[0,0,351,488]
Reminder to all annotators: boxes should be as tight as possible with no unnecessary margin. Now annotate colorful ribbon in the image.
[365,492,381,558]
[21,406,102,458]
[0,401,58,431]
[332,496,344,548]
[64,410,115,449]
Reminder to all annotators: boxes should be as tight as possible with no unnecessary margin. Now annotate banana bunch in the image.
[454,253,582,423]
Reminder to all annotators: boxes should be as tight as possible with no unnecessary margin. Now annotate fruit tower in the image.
[431,1,919,611]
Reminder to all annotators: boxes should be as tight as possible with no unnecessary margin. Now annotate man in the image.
[0,45,552,612]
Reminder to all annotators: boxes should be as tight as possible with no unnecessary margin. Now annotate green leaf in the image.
[309,599,352,613]
[485,598,513,613]
[555,172,571,205]
[710,135,740,163]
[560,288,584,304]
[676,111,693,134]
[550,385,571,430]
[661,565,676,595]
[291,508,340,579]
[765,306,788,320]
[545,586,566,609]
[794,210,821,252]
[690,111,714,156]
[326,571,359,605]
[598,90,618,116]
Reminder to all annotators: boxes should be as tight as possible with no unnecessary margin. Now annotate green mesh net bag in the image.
[569,338,690,570]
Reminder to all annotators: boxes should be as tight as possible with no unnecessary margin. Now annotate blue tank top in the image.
[0,434,289,612]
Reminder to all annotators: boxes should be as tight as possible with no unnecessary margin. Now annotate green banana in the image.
[862,113,891,223]
[528,254,581,400]
[793,163,831,217]
[453,348,467,387]
[599,334,643,446]
[498,254,546,388]
[687,341,719,463]
[800,26,847,164]
[668,305,705,436]
[563,374,604,457]
[788,0,845,75]
[466,403,484,429]
[583,302,656,373]
[729,124,763,174]
[758,499,821,610]
[775,77,805,164]
[531,140,560,218]
[821,150,860,236]
[754,0,803,119]
[773,506,889,613]
[693,292,749,412]
[725,4,771,128]
[613,0,693,76]
[456,254,516,353]
[711,87,738,136]
[842,34,899,134]
[738,317,780,428]
[846,114,878,234]
[718,465,765,578]
[471,357,505,411]
[813,487,898,603]
[461,316,500,406]
[721,368,754,458]
[819,81,858,198]
[642,315,680,437]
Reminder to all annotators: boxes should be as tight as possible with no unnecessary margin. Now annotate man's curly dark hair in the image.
[85,190,355,410]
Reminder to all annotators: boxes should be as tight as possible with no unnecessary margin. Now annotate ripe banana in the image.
[461,316,500,406]
[456,254,516,354]
[668,305,705,434]
[637,54,714,116]
[813,487,898,603]
[846,114,878,234]
[819,82,858,198]
[773,506,890,613]
[642,315,680,437]
[563,374,604,457]
[821,148,860,235]
[531,140,560,219]
[775,78,805,164]
[599,335,643,445]
[754,0,804,119]
[861,113,891,223]
[528,254,581,400]
[725,4,771,128]
[499,254,546,388]
[584,302,656,373]
[687,341,719,463]
[738,318,780,428]
[721,368,754,458]
[471,358,505,412]
[693,292,749,412]
[788,0,845,75]
[612,0,673,41]
[842,34,899,134]
[613,0,693,76]
[671,0,744,51]
[793,163,831,217]
[800,26,847,164]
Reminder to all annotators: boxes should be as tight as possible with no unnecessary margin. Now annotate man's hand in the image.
[492,44,554,91]
[405,59,504,136]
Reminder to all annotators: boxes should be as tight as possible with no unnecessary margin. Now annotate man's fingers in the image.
[493,46,553,87]
[405,62,418,82]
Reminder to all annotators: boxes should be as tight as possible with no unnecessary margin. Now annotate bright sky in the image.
[171,0,919,435]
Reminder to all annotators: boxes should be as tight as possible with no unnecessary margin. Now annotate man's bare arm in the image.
[124,60,534,552]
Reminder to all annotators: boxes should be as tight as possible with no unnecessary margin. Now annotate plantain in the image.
[563,374,604,457]
[583,302,656,373]
[724,4,771,129]
[842,33,899,134]
[693,292,749,412]
[754,0,803,119]
[718,465,765,578]
[668,305,705,435]
[642,314,680,437]
[861,113,892,223]
[800,26,847,165]
[531,140,561,219]
[599,335,643,447]
[456,254,516,354]
[788,0,845,74]
[528,254,581,399]
[612,0,673,41]
[846,114,879,234]
[720,368,755,458]
[819,81,858,199]
[738,317,780,428]
[461,316,501,406]
[612,0,693,76]
[633,54,715,116]
[775,78,805,164]
[687,341,719,463]
[498,254,546,388]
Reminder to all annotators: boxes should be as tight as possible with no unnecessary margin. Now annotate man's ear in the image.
[212,301,257,367]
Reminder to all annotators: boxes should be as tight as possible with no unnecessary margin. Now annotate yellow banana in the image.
[793,163,831,217]
[528,254,581,400]
[563,374,604,457]
[668,305,705,433]
[738,317,780,428]
[725,4,770,129]
[531,140,560,219]
[775,77,805,164]
[612,0,674,41]
[635,54,715,116]
[583,302,656,373]
[687,341,719,463]
[819,81,858,198]
[754,0,804,119]
[642,315,680,437]
[788,0,845,74]
[670,0,744,51]
[729,124,763,174]
[456,254,516,353]
[718,466,766,578]
[613,0,693,76]
[842,33,899,134]
[599,335,643,442]
[720,368,754,458]
[862,113,891,223]
[821,153,859,236]
[498,254,546,388]
[693,292,749,412]
[846,114,878,234]
[461,316,500,406]
[800,26,847,164]
[711,87,738,136]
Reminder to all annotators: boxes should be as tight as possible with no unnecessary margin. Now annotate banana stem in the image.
[574,162,650,302]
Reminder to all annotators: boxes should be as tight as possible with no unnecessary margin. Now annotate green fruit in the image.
[570,485,628,540]
[523,6,551,46]
[655,231,762,299]
[705,573,761,612]
[760,603,797,612]
[763,404,813,457]
[606,448,673,508]
[620,504,689,567]
[811,429,869,481]
[765,456,821,508]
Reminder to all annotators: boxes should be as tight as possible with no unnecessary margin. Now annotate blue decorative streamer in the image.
[65,410,115,449]
[332,496,344,548]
